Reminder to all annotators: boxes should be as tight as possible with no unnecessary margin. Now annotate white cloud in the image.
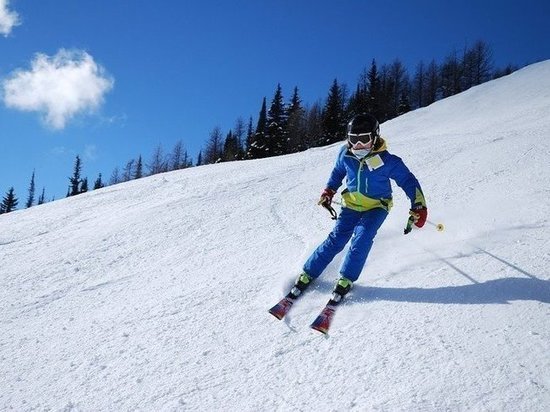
[0,0,20,36]
[50,146,68,156]
[2,49,114,129]
[84,144,97,161]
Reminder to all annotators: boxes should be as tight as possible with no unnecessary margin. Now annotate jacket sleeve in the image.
[388,155,426,208]
[325,146,347,191]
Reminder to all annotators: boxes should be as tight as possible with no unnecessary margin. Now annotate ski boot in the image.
[310,277,353,334]
[287,272,314,299]
[328,276,353,305]
[269,272,313,320]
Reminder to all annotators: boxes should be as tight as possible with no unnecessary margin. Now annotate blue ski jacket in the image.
[326,138,426,212]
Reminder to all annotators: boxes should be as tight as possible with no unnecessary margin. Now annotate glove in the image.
[318,188,336,206]
[409,206,428,228]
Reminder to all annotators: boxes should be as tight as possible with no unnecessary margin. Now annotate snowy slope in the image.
[1,61,549,412]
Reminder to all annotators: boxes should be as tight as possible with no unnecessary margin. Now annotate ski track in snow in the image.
[1,61,550,411]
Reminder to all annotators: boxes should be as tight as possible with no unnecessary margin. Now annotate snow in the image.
[1,61,549,411]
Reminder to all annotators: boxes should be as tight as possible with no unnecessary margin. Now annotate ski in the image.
[269,273,313,320]
[310,277,351,334]
[310,303,338,334]
[268,296,296,320]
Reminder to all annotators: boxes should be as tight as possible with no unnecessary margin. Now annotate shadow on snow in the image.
[348,277,550,305]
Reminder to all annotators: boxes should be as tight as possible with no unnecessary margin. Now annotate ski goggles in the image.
[348,132,376,148]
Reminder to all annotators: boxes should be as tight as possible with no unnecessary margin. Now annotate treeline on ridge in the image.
[1,40,517,214]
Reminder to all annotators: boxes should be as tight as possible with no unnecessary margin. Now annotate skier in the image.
[270,113,428,325]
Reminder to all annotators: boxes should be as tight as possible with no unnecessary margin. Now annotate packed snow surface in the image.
[1,61,549,411]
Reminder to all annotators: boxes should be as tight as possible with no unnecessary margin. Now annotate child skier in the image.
[270,113,428,327]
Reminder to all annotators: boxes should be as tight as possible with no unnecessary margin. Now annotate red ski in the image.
[268,297,295,320]
[310,304,337,334]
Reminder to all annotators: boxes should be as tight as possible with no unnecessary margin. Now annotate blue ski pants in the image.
[303,207,388,282]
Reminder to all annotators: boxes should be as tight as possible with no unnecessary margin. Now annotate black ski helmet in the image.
[347,113,380,146]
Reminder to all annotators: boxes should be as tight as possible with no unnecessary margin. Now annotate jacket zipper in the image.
[358,158,366,193]
[344,152,372,194]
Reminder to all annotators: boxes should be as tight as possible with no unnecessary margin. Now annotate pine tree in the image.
[378,64,394,121]
[412,61,426,109]
[347,67,370,117]
[383,59,409,119]
[170,141,185,170]
[204,126,223,164]
[233,117,246,160]
[80,178,88,193]
[183,151,192,168]
[265,84,288,156]
[196,151,203,166]
[245,117,255,157]
[247,98,267,159]
[69,155,82,196]
[304,102,323,149]
[122,159,135,182]
[26,170,36,208]
[1,187,18,214]
[321,79,346,145]
[397,91,411,115]
[286,87,307,153]
[366,59,383,120]
[148,145,167,175]
[134,155,143,178]
[493,63,517,79]
[38,187,46,205]
[171,144,192,169]
[462,40,493,90]
[222,131,240,162]
[440,50,463,98]
[93,174,104,190]
[109,167,121,185]
[424,59,440,105]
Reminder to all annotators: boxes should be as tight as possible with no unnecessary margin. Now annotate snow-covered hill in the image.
[1,61,549,411]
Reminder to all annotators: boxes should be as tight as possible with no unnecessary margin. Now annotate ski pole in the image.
[404,215,416,234]
[331,199,445,231]
[404,216,445,234]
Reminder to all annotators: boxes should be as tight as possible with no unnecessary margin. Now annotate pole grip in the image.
[404,215,415,234]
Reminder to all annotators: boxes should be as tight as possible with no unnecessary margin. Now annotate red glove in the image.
[318,188,336,206]
[410,206,428,228]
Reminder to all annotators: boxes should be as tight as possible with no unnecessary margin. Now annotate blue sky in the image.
[1,0,549,202]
